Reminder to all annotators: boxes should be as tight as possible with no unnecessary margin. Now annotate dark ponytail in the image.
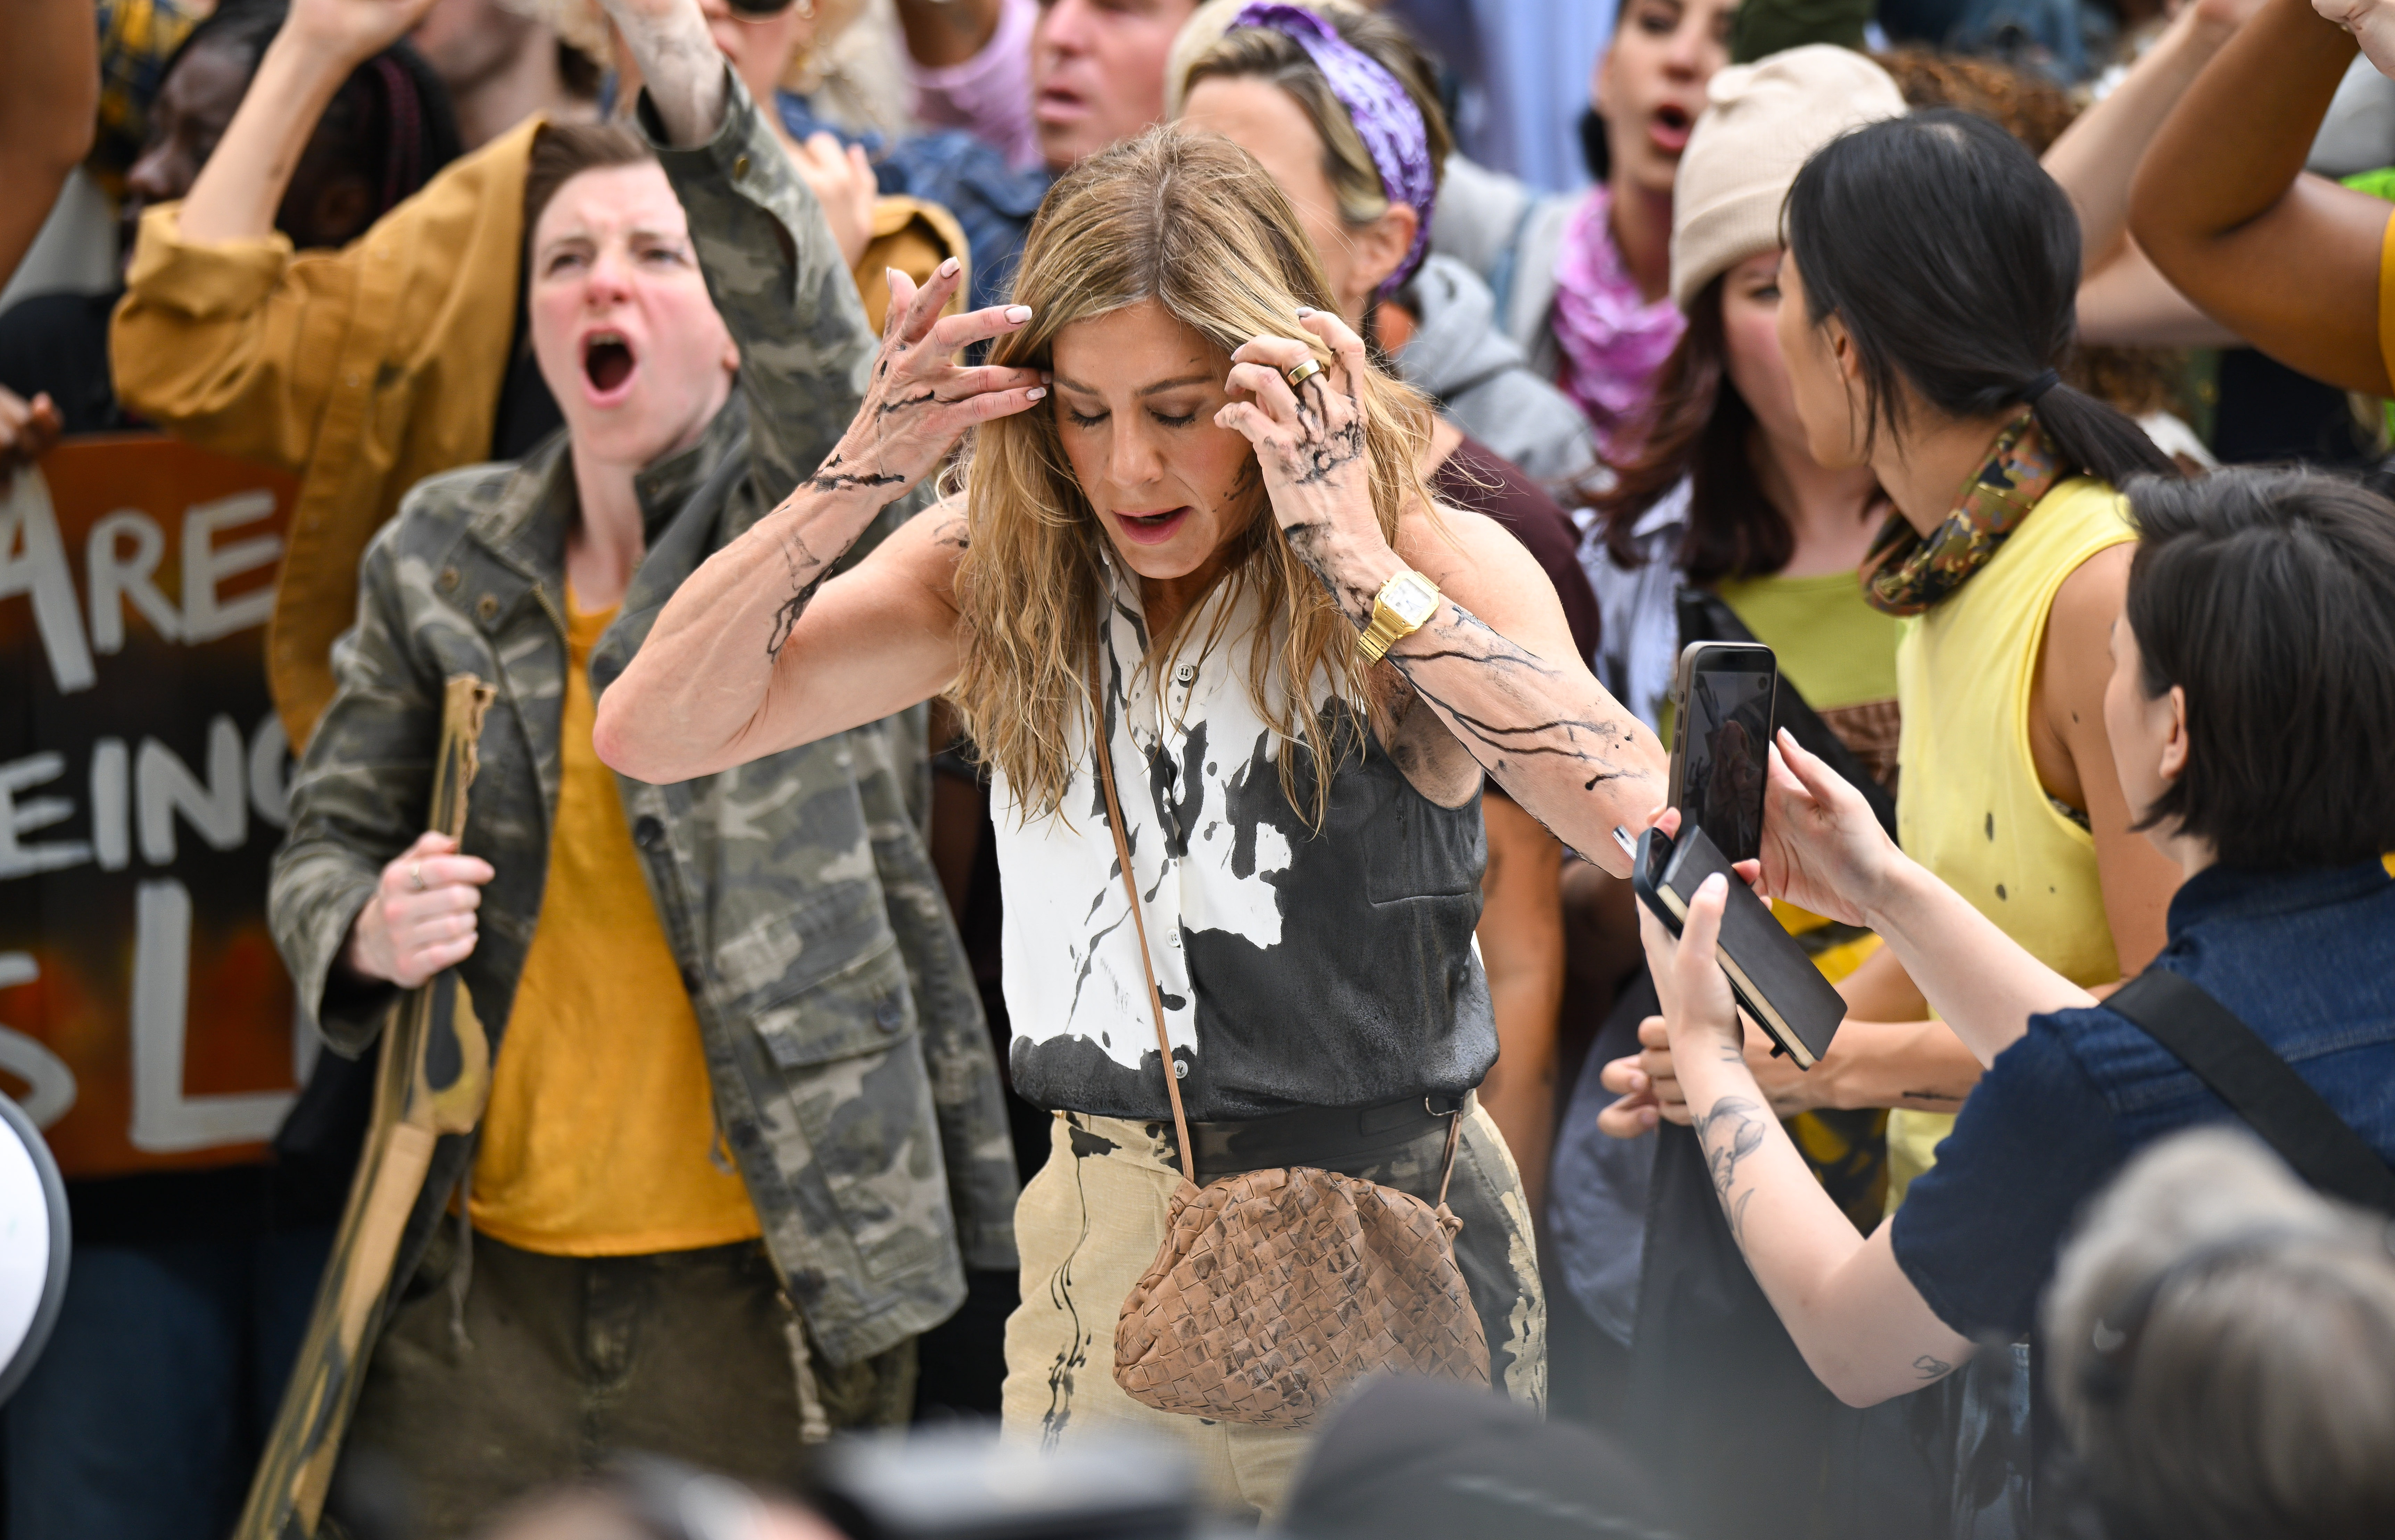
[1783,110,2176,488]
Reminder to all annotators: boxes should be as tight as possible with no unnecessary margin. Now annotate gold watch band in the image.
[1357,611,1406,664]
[1356,569,1439,664]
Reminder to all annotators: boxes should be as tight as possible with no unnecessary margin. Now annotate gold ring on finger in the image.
[1284,358,1324,389]
[409,861,425,893]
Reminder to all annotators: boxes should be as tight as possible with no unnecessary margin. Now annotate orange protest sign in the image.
[0,436,307,1178]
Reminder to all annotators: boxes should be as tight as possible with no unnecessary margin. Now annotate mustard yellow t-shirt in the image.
[469,590,761,1255]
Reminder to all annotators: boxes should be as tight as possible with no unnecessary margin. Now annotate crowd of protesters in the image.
[3,0,2395,1535]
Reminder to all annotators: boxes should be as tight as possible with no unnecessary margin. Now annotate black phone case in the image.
[1632,825,1846,1069]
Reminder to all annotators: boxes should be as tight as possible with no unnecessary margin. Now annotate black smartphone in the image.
[1667,641,1777,867]
[1631,824,1846,1069]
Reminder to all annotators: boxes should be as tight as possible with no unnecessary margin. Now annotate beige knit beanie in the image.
[1668,45,1909,311]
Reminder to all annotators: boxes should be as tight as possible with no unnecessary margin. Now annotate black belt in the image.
[1073,1093,1465,1185]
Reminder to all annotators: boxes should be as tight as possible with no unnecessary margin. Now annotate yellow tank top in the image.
[2377,207,2395,385]
[469,591,762,1255]
[1884,478,2136,1208]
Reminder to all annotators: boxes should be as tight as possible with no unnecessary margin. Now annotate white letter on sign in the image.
[88,510,184,652]
[136,717,247,865]
[0,470,96,694]
[128,880,294,1152]
[181,492,280,644]
[0,753,92,880]
[0,953,76,1129]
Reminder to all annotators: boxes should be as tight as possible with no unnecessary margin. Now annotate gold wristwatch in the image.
[1357,568,1441,663]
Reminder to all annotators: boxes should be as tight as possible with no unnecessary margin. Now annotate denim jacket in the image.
[1892,857,2395,1340]
[2068,859,2395,1148]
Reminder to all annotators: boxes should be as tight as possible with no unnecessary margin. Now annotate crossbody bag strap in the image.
[1435,1107,1462,1210]
[1083,652,1466,1206]
[1086,653,1197,1181]
[2105,969,2395,1215]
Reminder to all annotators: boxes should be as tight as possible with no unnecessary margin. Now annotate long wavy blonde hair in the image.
[948,127,1435,827]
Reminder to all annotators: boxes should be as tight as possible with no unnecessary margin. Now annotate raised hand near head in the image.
[804,257,1047,502]
[1215,307,1387,622]
[283,0,443,67]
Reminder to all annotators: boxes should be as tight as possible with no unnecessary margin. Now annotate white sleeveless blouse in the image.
[991,561,1494,1123]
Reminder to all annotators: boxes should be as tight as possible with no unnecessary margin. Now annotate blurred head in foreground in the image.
[2045,1127,2395,1540]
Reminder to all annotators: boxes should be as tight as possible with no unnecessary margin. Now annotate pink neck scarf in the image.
[1549,184,1685,456]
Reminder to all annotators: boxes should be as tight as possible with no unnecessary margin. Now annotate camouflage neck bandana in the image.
[1858,411,2063,617]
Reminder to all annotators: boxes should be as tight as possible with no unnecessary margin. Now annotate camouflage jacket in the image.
[268,74,1017,1368]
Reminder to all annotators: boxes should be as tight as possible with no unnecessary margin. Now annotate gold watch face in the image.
[1384,572,1440,629]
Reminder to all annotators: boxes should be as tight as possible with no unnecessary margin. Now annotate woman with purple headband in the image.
[598,98,1675,1522]
[1170,0,1601,493]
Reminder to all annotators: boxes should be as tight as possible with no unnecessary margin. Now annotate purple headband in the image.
[1227,2,1435,296]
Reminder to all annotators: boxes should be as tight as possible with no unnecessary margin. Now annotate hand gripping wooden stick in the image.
[235,674,497,1540]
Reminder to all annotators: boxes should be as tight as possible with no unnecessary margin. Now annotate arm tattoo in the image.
[1913,1355,1956,1383]
[1694,1095,1770,1243]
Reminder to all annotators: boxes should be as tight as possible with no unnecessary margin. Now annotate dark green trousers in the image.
[330,1226,914,1539]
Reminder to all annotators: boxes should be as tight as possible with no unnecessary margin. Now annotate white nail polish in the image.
[1006,305,1033,323]
[1028,386,1047,400]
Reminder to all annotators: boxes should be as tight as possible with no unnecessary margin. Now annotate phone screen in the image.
[1679,653,1775,865]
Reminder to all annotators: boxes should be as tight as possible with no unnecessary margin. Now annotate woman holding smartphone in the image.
[1606,108,2186,1533]
[594,127,1666,1514]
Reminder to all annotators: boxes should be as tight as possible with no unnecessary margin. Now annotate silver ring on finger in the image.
[409,861,425,893]
[1284,358,1324,390]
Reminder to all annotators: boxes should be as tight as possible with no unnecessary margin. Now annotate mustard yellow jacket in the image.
[112,116,964,748]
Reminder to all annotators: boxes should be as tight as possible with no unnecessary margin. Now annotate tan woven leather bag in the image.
[1088,685,1491,1428]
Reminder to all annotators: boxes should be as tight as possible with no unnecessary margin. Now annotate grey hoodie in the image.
[1394,253,1599,492]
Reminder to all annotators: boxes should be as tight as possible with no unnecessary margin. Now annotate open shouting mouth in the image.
[1650,103,1693,157]
[582,328,638,405]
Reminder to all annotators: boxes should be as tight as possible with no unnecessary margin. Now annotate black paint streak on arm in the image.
[1385,602,1648,798]
[764,528,834,663]
[805,469,908,493]
[1279,518,1376,623]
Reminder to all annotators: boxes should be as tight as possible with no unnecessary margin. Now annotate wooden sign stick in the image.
[235,674,498,1540]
